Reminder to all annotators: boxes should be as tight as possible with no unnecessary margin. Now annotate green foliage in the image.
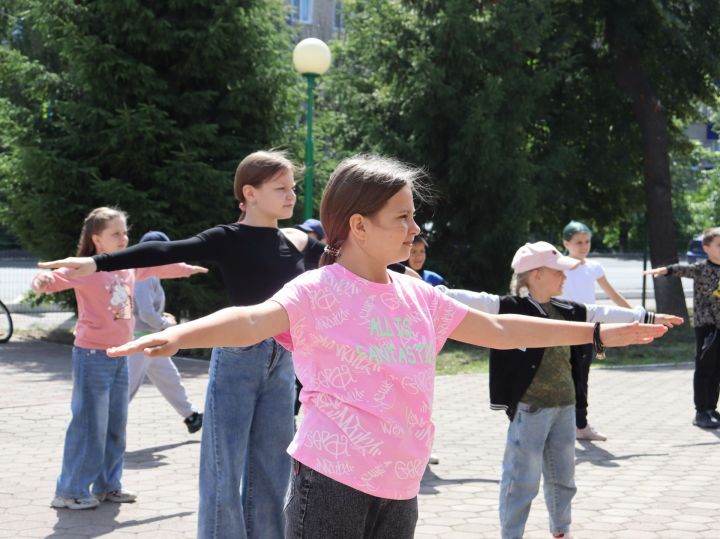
[321,0,720,292]
[325,0,569,292]
[673,142,720,240]
[0,0,297,316]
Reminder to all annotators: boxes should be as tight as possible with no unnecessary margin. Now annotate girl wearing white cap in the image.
[440,241,682,539]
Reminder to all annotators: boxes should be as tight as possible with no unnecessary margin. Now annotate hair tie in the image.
[324,244,341,257]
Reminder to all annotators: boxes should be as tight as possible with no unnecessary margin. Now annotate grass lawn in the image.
[436,319,695,375]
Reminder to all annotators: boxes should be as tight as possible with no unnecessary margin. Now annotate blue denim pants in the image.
[499,403,576,539]
[284,461,418,539]
[198,340,295,539]
[56,347,129,498]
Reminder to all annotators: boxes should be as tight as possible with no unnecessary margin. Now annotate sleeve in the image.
[387,263,407,274]
[428,286,470,352]
[135,262,195,282]
[303,237,325,270]
[269,277,309,352]
[436,286,501,315]
[93,228,223,271]
[32,268,82,293]
[591,261,605,279]
[134,279,170,331]
[666,262,700,279]
[585,304,652,324]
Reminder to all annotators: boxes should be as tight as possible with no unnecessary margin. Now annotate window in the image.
[333,0,344,31]
[291,0,313,24]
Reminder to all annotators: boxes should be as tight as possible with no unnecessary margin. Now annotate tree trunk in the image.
[607,35,689,319]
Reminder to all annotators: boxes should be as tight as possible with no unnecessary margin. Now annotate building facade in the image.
[288,0,343,42]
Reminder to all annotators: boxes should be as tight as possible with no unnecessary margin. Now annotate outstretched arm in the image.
[107,300,289,357]
[596,275,632,308]
[450,308,667,350]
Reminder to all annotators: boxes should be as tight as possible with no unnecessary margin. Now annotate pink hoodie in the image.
[33,265,195,350]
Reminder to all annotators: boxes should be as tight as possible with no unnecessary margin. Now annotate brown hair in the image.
[702,227,720,246]
[233,150,300,219]
[319,155,430,266]
[76,207,128,256]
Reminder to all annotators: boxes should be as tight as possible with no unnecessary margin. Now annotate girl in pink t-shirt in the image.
[107,157,666,537]
[32,207,206,511]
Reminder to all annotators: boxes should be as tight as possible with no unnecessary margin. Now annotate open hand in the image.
[643,267,668,278]
[188,265,209,275]
[107,331,179,358]
[38,257,97,278]
[654,314,684,328]
[600,322,668,348]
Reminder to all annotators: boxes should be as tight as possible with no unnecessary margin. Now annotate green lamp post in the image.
[293,38,332,220]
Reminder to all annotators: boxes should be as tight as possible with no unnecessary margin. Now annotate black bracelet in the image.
[593,322,606,360]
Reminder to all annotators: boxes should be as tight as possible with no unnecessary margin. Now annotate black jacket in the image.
[489,296,589,421]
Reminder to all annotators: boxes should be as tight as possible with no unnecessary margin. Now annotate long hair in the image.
[76,207,127,256]
[318,155,431,267]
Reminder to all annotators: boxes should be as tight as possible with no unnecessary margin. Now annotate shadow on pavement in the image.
[420,465,498,495]
[49,503,193,538]
[575,440,668,467]
[124,440,200,470]
[0,339,210,383]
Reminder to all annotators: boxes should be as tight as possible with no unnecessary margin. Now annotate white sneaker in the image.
[96,489,137,503]
[576,424,607,441]
[50,495,100,510]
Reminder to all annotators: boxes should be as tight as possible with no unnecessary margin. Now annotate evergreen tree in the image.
[0,0,296,315]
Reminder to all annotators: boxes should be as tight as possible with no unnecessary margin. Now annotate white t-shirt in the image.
[559,259,605,305]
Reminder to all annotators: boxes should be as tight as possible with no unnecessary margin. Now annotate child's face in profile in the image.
[563,232,591,261]
[702,236,720,265]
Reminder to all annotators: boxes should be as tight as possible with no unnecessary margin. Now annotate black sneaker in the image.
[712,410,720,422]
[693,411,720,429]
[184,412,203,434]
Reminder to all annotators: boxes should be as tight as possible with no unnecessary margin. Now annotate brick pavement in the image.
[1,339,720,538]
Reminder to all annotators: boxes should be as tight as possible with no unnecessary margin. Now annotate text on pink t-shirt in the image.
[271,263,468,499]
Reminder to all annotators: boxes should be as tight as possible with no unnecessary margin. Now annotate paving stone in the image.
[3,339,720,538]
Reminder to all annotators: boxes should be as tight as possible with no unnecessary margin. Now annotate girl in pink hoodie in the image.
[32,207,206,510]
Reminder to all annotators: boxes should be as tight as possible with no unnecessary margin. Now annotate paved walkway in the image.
[1,339,720,538]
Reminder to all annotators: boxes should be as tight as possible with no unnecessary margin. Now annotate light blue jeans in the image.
[198,340,295,539]
[56,347,129,498]
[499,403,576,539]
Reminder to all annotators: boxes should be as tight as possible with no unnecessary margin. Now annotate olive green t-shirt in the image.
[520,302,576,408]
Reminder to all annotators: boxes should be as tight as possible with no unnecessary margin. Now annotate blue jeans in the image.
[499,403,576,539]
[56,347,129,498]
[198,340,295,539]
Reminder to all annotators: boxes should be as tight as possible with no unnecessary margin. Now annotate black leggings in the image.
[571,344,593,429]
[694,326,720,412]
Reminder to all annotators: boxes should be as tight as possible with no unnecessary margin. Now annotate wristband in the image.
[593,322,606,360]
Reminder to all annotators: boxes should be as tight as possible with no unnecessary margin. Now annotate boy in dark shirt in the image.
[646,227,720,429]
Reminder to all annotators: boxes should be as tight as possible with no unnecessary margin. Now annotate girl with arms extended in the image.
[39,151,325,538]
[559,220,632,441]
[33,207,206,510]
[107,155,668,538]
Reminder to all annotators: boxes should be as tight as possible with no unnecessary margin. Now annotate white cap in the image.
[511,241,580,273]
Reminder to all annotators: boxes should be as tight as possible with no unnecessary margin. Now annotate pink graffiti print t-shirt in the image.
[271,263,468,499]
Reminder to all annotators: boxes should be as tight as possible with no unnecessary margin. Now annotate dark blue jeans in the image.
[284,462,418,539]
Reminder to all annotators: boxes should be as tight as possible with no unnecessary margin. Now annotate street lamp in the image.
[293,38,331,220]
